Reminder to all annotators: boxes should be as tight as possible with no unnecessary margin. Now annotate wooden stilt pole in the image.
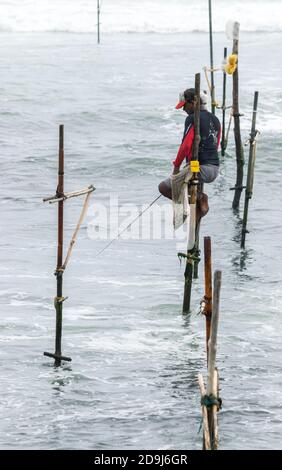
[193,221,201,279]
[231,24,244,210]
[43,127,94,364]
[213,368,219,450]
[221,47,227,156]
[203,236,212,362]
[97,0,101,45]
[207,270,221,449]
[182,73,201,313]
[44,125,71,365]
[198,373,211,450]
[241,91,259,248]
[208,0,215,114]
[198,269,222,450]
[57,124,64,272]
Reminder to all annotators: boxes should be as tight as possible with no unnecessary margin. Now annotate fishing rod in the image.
[95,194,162,257]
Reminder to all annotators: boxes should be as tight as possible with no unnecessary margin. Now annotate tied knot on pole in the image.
[56,268,64,273]
[250,129,260,146]
[178,251,201,265]
[56,186,64,199]
[54,267,65,275]
[201,394,222,411]
[198,295,212,315]
[54,296,68,308]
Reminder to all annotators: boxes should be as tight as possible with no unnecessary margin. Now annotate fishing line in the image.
[94,194,162,258]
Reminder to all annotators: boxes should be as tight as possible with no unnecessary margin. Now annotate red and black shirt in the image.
[173,110,221,167]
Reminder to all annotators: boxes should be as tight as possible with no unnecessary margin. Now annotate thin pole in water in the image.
[57,125,64,272]
[44,125,72,366]
[241,91,259,249]
[203,236,212,363]
[97,0,101,44]
[55,124,64,366]
[207,270,222,450]
[43,127,94,365]
[193,221,201,280]
[198,270,222,450]
[182,73,201,314]
[231,23,244,210]
[208,0,215,114]
[221,47,227,156]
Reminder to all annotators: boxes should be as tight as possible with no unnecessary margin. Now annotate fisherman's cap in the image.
[175,88,208,109]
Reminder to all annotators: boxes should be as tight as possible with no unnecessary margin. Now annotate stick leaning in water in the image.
[95,194,162,257]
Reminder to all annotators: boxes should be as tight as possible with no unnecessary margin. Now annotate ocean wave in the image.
[0,0,282,34]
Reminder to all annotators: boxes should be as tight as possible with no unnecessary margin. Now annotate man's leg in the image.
[199,164,219,184]
[196,164,219,220]
[196,165,217,222]
[196,191,209,223]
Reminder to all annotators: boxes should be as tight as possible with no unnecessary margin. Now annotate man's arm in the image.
[172,166,180,175]
[173,123,195,170]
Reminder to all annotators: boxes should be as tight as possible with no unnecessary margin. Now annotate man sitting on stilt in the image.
[158,88,221,219]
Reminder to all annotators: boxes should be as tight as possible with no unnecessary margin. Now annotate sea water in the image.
[0,0,282,450]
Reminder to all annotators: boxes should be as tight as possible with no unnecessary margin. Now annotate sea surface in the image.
[0,4,282,451]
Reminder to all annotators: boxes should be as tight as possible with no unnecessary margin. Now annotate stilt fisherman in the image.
[158,88,221,217]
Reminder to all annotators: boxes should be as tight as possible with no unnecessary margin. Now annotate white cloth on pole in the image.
[171,165,193,230]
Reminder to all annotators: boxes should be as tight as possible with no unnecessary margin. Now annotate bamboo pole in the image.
[57,124,64,271]
[241,91,259,248]
[182,262,193,314]
[193,219,201,280]
[193,180,205,280]
[43,185,95,203]
[192,75,201,165]
[198,373,211,450]
[207,270,221,449]
[97,0,101,45]
[221,47,227,156]
[62,190,93,270]
[44,125,71,365]
[207,271,221,394]
[208,0,215,114]
[43,126,94,364]
[182,73,201,313]
[55,124,65,366]
[231,25,244,210]
[203,236,212,362]
[213,369,219,450]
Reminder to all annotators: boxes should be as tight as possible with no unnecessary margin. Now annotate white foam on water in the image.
[0,0,281,33]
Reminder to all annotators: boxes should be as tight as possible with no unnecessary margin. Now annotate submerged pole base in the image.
[44,351,72,363]
[182,271,193,314]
